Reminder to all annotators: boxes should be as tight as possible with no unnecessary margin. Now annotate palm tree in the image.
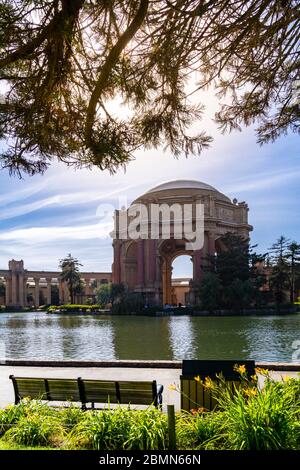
[59,254,82,304]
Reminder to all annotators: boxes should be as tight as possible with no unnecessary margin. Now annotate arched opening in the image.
[170,255,193,306]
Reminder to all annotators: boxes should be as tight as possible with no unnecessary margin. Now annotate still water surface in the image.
[0,311,299,362]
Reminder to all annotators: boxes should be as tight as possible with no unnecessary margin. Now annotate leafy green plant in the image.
[69,406,168,450]
[125,407,168,450]
[69,407,132,450]
[58,405,85,431]
[5,413,64,447]
[204,369,300,450]
[176,410,224,450]
[0,404,24,437]
[48,304,101,313]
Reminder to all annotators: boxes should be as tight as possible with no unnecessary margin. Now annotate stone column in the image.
[11,272,17,306]
[208,232,216,256]
[193,249,203,282]
[209,196,215,217]
[4,277,11,306]
[58,281,64,305]
[23,277,28,307]
[113,240,121,284]
[19,273,25,308]
[137,239,145,287]
[34,278,40,307]
[154,255,162,305]
[46,278,52,305]
[84,279,90,297]
[162,258,172,305]
[149,239,157,284]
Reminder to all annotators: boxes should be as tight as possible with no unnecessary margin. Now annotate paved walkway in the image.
[0,366,181,411]
[0,365,299,411]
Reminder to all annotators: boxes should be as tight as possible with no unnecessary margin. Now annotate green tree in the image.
[204,233,267,310]
[223,278,253,311]
[197,272,222,313]
[111,283,126,307]
[51,284,59,305]
[0,279,5,298]
[96,283,113,308]
[268,236,291,305]
[0,1,298,176]
[95,282,127,308]
[59,254,82,304]
[286,242,300,302]
[214,233,251,287]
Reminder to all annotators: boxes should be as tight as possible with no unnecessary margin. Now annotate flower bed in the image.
[1,371,299,450]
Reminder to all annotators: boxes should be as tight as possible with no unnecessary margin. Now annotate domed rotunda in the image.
[112,179,252,305]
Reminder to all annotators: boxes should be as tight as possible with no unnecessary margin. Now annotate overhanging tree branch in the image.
[84,0,149,150]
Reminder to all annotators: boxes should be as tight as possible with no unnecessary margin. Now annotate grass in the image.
[0,439,56,450]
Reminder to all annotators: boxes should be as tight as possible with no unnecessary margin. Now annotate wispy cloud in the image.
[0,222,114,244]
[0,182,145,221]
[223,167,300,195]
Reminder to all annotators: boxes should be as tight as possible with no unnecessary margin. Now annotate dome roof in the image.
[146,179,218,194]
[133,179,231,204]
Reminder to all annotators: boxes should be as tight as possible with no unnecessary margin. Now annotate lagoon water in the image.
[0,311,300,362]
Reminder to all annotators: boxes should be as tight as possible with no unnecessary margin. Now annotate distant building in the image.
[0,259,111,308]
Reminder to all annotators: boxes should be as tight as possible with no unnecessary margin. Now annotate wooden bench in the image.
[180,360,255,412]
[9,375,163,410]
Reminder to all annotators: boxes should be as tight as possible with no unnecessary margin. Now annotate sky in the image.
[0,98,299,278]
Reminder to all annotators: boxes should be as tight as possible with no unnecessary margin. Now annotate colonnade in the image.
[0,260,112,308]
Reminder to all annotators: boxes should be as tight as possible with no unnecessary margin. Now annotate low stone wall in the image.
[1,359,300,371]
[155,308,299,316]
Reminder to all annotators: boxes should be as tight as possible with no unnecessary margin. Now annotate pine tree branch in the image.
[84,0,149,150]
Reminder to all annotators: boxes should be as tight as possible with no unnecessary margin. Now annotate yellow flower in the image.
[244,387,258,397]
[168,384,177,391]
[194,375,202,383]
[251,374,258,382]
[255,367,269,376]
[234,364,247,375]
[203,377,215,390]
[283,375,292,383]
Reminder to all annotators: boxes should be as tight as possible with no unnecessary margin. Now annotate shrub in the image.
[69,407,133,450]
[176,410,224,450]
[0,404,25,437]
[125,407,168,450]
[69,406,168,450]
[48,304,101,313]
[58,405,85,431]
[5,412,64,447]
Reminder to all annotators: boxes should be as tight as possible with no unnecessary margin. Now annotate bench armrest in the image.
[156,384,163,406]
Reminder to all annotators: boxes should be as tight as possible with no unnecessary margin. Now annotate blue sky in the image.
[0,104,299,277]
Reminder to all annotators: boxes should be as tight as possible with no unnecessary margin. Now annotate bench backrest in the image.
[9,375,159,408]
[180,360,255,412]
[118,380,157,406]
[80,379,158,407]
[9,376,80,404]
